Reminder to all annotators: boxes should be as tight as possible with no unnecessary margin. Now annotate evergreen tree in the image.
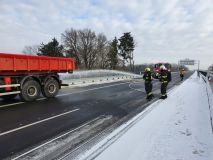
[108,37,118,69]
[118,32,135,71]
[37,38,64,57]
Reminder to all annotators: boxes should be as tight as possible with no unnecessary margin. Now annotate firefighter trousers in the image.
[180,74,184,81]
[145,82,152,96]
[161,82,168,96]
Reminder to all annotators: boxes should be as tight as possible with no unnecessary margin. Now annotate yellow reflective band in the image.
[148,92,152,95]
[161,81,168,83]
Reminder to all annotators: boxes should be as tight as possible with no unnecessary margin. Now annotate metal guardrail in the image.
[208,71,213,76]
[62,75,139,87]
[60,70,140,80]
[198,70,213,134]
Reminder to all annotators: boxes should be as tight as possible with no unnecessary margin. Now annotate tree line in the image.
[23,28,135,70]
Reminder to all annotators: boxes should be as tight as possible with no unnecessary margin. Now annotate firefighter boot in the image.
[147,94,154,101]
[160,94,167,99]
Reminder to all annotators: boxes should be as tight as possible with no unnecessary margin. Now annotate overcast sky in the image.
[0,0,213,69]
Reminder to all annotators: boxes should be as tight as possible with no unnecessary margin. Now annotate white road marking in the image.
[0,82,130,108]
[11,116,103,160]
[0,108,79,137]
[0,102,25,108]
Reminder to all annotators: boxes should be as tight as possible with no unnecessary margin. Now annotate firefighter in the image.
[180,68,185,81]
[159,65,171,99]
[143,67,153,100]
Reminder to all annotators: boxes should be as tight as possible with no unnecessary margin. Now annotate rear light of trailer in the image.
[3,76,11,91]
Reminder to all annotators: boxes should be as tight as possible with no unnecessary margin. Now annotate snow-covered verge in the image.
[75,72,213,160]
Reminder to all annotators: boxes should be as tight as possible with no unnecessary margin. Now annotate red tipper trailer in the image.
[0,53,75,101]
[0,53,75,75]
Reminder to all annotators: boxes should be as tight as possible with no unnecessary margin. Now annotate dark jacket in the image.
[143,71,153,83]
[159,70,171,83]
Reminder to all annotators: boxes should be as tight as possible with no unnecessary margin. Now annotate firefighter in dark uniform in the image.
[180,68,185,81]
[159,65,171,99]
[143,67,153,100]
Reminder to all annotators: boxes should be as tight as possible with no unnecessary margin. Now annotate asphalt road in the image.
[0,72,192,159]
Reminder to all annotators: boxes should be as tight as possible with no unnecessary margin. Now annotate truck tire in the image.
[1,94,17,101]
[20,80,41,101]
[42,78,59,98]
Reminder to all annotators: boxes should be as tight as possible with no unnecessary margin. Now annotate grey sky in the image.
[0,0,213,69]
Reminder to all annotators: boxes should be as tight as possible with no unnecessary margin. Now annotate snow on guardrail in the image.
[60,70,140,80]
[60,70,141,86]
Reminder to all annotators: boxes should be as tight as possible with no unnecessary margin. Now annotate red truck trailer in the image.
[0,53,75,101]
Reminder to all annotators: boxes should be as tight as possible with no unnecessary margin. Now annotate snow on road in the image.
[77,72,213,160]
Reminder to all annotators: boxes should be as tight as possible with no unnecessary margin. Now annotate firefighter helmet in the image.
[160,65,166,70]
[145,67,151,72]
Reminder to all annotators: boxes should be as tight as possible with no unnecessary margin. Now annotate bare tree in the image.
[62,28,110,70]
[96,33,110,69]
[22,45,39,55]
[62,29,81,65]
[78,29,98,69]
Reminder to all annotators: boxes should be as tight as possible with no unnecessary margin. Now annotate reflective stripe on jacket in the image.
[159,70,170,83]
[143,71,152,83]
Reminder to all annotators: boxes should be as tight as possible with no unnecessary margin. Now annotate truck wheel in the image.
[1,94,17,101]
[20,80,41,101]
[42,78,59,98]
